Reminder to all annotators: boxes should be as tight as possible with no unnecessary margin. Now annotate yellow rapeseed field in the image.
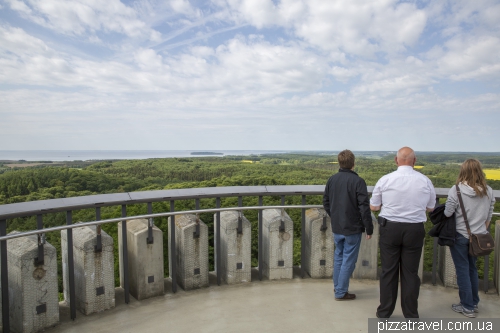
[484,169,500,180]
[414,166,424,169]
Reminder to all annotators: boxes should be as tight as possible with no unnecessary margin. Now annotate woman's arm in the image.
[444,186,457,217]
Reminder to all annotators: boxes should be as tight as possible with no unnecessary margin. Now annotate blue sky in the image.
[0,0,499,151]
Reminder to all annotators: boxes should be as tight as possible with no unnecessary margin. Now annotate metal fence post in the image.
[95,207,102,252]
[1,219,10,332]
[170,200,177,293]
[121,205,130,304]
[66,211,77,320]
[280,196,286,232]
[36,215,44,265]
[216,197,221,286]
[237,196,243,234]
[484,223,491,293]
[301,195,306,278]
[258,196,263,281]
[147,203,154,244]
[432,197,439,286]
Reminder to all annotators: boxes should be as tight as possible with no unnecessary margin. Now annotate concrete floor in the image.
[47,272,500,333]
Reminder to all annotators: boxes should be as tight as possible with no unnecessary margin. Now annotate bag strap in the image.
[455,184,472,236]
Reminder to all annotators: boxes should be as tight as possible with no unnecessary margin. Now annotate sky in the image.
[0,0,499,152]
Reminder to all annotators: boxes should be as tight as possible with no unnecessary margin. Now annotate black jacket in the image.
[428,204,456,246]
[323,168,373,236]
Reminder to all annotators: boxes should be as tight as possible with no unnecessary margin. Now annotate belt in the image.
[386,220,424,224]
[378,216,424,226]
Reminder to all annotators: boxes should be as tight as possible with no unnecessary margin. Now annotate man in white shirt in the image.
[370,147,436,318]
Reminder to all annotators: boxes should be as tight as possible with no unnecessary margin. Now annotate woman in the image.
[444,159,495,318]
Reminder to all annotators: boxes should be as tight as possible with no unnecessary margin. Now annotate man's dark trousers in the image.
[377,222,425,318]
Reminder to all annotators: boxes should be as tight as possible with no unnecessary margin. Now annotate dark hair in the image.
[338,150,355,169]
[457,159,488,197]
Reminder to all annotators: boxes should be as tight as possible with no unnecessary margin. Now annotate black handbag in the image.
[456,184,494,257]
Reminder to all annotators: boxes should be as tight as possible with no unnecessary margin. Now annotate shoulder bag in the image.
[455,184,494,257]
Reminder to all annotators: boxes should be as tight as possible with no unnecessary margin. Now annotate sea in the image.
[0,150,293,162]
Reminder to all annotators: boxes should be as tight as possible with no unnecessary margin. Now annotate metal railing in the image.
[0,185,499,332]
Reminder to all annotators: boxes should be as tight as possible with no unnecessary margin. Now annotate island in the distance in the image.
[190,152,224,156]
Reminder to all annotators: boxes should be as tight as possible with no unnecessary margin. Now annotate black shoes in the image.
[335,292,356,301]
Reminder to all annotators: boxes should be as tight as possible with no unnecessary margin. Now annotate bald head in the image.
[395,147,416,167]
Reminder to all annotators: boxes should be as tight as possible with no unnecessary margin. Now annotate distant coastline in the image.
[0,150,289,162]
[1,150,499,163]
[190,152,224,156]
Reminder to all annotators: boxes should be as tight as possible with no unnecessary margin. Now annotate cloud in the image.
[6,0,162,41]
[217,0,427,56]
[1,1,499,151]
[433,0,500,34]
[208,36,327,94]
[351,75,433,98]
[436,36,500,81]
[0,24,328,102]
[134,48,163,71]
[0,25,51,56]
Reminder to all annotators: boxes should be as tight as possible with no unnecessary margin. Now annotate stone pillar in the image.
[494,221,500,295]
[419,243,425,282]
[215,211,251,284]
[303,208,333,278]
[262,209,294,280]
[118,219,164,300]
[62,226,115,315]
[438,245,458,288]
[352,213,379,280]
[168,214,209,290]
[7,233,59,333]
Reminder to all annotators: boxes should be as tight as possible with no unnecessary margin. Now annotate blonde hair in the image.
[457,159,488,197]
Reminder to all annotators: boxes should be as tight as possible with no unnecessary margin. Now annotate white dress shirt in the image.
[370,166,436,223]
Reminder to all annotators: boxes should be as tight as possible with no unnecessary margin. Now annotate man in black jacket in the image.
[323,150,373,301]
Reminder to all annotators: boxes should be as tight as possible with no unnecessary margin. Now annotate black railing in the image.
[0,185,499,332]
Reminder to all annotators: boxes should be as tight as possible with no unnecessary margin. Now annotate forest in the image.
[1,152,499,293]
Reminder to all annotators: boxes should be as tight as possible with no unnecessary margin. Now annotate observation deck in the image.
[48,272,500,333]
[0,186,499,332]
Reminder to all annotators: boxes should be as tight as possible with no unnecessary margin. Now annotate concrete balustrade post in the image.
[214,211,251,284]
[168,214,209,290]
[118,219,164,300]
[262,209,293,280]
[352,213,379,280]
[62,226,115,315]
[7,232,59,332]
[419,241,425,282]
[438,245,458,288]
[303,208,333,278]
